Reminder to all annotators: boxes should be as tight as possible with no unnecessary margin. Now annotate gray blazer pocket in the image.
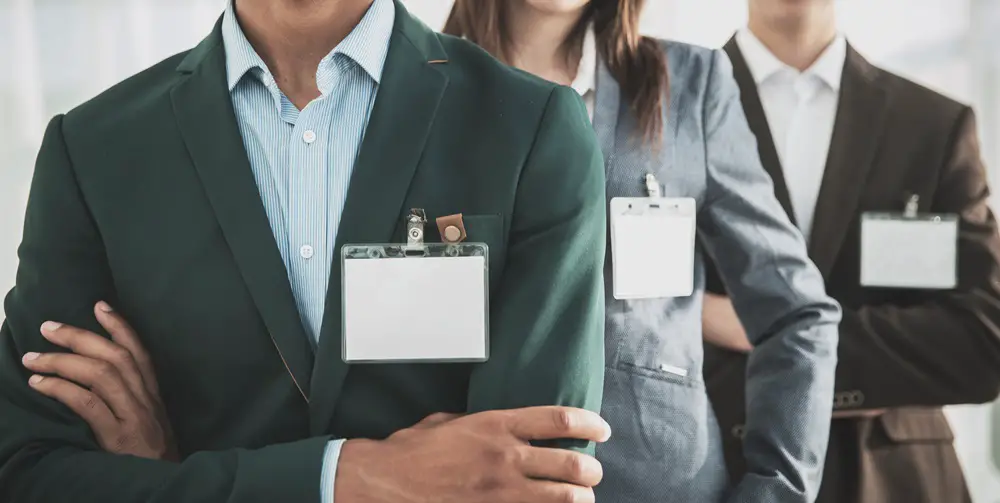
[603,366,711,477]
[617,361,697,387]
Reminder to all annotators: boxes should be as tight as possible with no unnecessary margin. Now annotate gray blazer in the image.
[593,40,841,503]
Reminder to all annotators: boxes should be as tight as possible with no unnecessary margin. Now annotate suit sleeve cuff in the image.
[728,473,813,503]
[319,439,347,502]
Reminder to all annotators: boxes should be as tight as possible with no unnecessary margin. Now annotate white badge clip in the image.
[903,194,920,218]
[860,194,958,289]
[341,208,490,363]
[609,174,696,299]
[645,173,662,198]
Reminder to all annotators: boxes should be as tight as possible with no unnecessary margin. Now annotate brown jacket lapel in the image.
[723,37,796,226]
[808,45,890,277]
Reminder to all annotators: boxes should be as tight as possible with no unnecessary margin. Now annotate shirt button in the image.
[303,130,317,144]
[299,244,314,259]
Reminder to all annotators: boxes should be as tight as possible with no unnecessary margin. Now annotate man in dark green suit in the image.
[0,0,608,501]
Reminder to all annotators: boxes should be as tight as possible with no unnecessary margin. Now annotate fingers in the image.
[412,412,462,429]
[505,406,611,444]
[94,302,160,396]
[26,374,119,438]
[519,447,603,487]
[522,480,595,503]
[832,408,886,419]
[40,319,150,410]
[22,352,142,420]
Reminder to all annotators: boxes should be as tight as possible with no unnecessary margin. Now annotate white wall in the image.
[2,0,999,500]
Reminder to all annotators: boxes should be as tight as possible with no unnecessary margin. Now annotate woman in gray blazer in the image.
[446,1,841,502]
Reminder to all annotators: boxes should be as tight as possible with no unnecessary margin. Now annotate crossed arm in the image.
[698,49,841,503]
[0,86,609,502]
[703,107,1000,417]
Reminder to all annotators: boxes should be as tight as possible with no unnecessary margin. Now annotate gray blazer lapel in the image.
[593,59,621,173]
[595,55,679,198]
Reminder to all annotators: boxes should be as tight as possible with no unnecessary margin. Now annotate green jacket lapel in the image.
[308,0,450,434]
[171,20,315,402]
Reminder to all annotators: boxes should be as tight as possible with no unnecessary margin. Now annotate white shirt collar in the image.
[570,26,597,98]
[735,27,847,91]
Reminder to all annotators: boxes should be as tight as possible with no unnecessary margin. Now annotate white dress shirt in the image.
[571,26,597,120]
[735,28,847,240]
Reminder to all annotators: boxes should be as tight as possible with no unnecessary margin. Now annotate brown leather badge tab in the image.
[436,214,467,243]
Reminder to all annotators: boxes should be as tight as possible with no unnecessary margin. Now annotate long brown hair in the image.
[444,0,668,142]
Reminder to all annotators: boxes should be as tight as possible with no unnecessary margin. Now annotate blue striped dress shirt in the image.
[221,0,395,500]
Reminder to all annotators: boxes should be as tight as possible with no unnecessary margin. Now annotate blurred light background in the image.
[1,1,999,500]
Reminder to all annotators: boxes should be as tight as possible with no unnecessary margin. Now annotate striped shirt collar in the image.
[221,0,395,92]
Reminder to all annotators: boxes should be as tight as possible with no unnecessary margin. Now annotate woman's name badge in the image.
[610,189,697,300]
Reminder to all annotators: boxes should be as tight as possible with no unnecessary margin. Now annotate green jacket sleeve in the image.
[0,116,331,503]
[464,86,607,454]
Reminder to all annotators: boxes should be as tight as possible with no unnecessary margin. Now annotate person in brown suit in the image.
[701,0,1000,501]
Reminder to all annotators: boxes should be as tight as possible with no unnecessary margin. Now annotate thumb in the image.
[412,412,462,429]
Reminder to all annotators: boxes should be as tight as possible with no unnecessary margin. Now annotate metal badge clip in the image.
[406,208,427,246]
[644,173,662,198]
[903,194,919,218]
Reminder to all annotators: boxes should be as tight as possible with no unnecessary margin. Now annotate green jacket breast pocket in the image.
[397,213,506,287]
[455,214,505,288]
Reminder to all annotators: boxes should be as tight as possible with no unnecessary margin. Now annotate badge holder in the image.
[341,209,490,363]
[860,194,958,289]
[609,174,697,299]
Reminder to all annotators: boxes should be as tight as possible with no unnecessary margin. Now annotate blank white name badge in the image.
[610,197,697,299]
[341,243,489,363]
[860,212,959,289]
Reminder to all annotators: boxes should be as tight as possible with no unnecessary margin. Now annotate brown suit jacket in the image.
[703,37,1000,503]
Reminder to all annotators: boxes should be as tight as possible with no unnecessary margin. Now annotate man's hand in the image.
[336,406,610,503]
[832,409,886,419]
[21,302,178,461]
[702,293,753,353]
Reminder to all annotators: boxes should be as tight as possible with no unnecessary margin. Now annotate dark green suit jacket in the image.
[0,3,606,501]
